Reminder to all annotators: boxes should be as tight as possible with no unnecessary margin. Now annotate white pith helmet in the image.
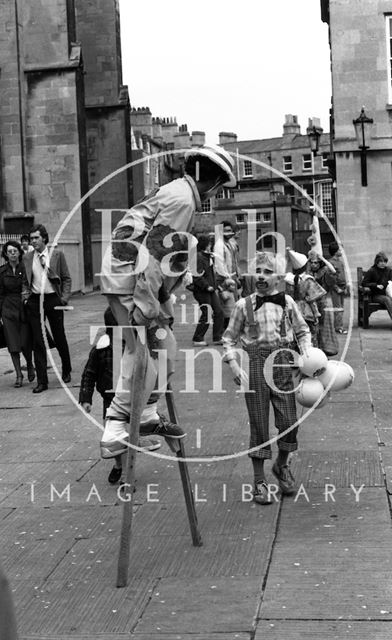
[184,144,236,187]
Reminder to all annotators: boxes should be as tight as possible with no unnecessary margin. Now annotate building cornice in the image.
[23,42,82,74]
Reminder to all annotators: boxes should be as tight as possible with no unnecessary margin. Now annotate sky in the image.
[119,0,332,144]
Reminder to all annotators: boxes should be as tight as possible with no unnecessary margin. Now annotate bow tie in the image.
[255,292,286,310]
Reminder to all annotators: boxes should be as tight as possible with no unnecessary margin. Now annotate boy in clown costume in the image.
[222,251,311,505]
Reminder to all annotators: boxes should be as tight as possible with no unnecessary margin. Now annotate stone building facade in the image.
[0,0,131,291]
[321,0,392,279]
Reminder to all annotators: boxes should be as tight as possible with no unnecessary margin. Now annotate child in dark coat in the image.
[79,307,160,484]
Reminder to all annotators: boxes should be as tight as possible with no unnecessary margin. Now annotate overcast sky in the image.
[119,0,332,144]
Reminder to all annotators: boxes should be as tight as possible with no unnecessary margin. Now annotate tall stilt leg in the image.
[116,338,148,587]
[165,384,202,547]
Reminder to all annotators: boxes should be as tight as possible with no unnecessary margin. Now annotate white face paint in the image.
[254,265,280,294]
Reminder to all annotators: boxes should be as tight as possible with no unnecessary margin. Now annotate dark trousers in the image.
[25,293,72,385]
[192,290,224,342]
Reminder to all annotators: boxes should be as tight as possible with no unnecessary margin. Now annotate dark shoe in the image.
[32,383,48,394]
[272,462,295,495]
[62,372,71,383]
[14,376,23,388]
[27,365,35,382]
[108,466,122,484]
[253,482,273,505]
[100,437,129,459]
[212,339,223,345]
[140,413,185,439]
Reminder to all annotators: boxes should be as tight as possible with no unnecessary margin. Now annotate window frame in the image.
[321,152,329,170]
[243,159,253,178]
[201,198,212,213]
[283,155,292,174]
[302,153,313,173]
[315,180,334,219]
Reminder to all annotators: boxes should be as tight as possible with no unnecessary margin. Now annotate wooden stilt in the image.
[165,384,203,547]
[116,337,148,587]
[116,349,202,587]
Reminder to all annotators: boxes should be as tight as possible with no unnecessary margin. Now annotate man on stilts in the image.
[99,145,237,458]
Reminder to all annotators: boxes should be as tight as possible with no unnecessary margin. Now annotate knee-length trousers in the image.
[244,343,298,460]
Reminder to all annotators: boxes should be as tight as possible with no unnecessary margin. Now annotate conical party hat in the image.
[287,249,308,270]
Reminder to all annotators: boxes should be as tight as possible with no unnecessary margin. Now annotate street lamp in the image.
[353,106,373,187]
[307,124,323,156]
[270,190,278,233]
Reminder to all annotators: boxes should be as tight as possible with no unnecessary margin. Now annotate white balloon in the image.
[296,377,325,408]
[318,360,355,391]
[298,347,328,378]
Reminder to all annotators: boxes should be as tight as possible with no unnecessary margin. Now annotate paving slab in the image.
[274,487,390,540]
[2,536,76,581]
[45,531,273,582]
[132,500,278,537]
[373,402,392,431]
[133,576,261,635]
[290,449,383,486]
[16,577,156,637]
[255,620,392,639]
[260,488,392,620]
[0,505,122,542]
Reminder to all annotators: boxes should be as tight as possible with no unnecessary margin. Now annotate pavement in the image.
[1,290,392,640]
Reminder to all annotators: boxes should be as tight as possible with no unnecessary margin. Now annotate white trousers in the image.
[105,294,177,422]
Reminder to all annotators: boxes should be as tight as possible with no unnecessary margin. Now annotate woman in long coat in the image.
[307,250,339,357]
[0,241,35,387]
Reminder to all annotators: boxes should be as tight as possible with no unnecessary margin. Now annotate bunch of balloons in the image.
[295,347,355,409]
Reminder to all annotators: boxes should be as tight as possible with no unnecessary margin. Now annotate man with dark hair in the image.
[99,144,236,457]
[22,224,72,393]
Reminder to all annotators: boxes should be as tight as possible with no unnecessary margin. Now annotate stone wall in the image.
[76,0,131,287]
[329,0,392,282]
[0,0,26,212]
[0,0,88,290]
[75,0,122,106]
